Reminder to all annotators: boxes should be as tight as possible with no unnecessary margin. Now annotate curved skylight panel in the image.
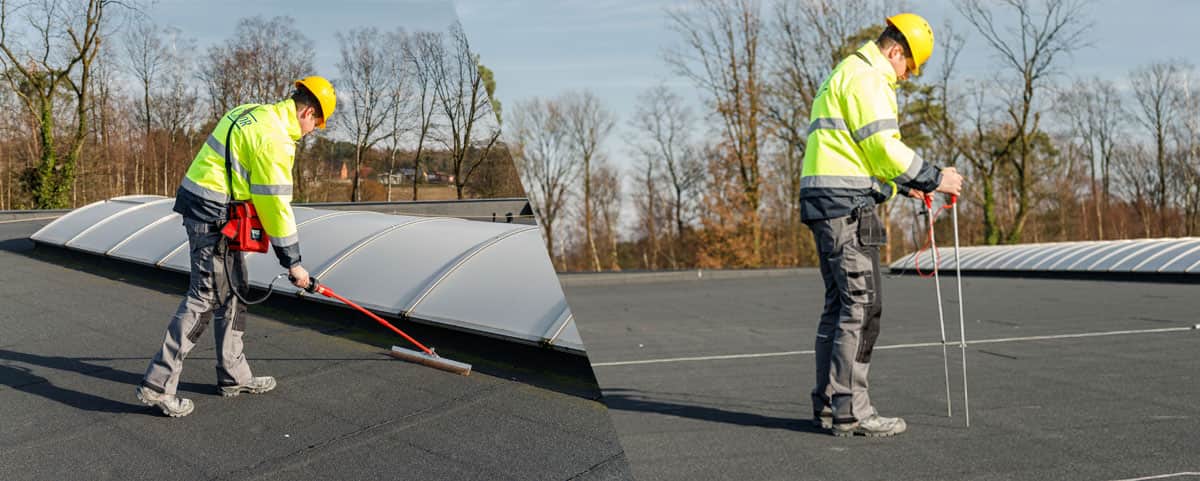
[406,227,573,350]
[981,245,1040,270]
[32,197,584,354]
[1013,242,1082,270]
[111,194,167,203]
[108,212,184,265]
[1106,239,1179,272]
[235,211,411,285]
[1160,244,1200,273]
[1030,242,1096,270]
[954,247,992,269]
[65,198,176,254]
[1148,241,1200,272]
[891,252,916,269]
[31,197,162,245]
[1081,240,1158,271]
[312,218,526,313]
[548,317,584,353]
[964,245,1018,269]
[1057,241,1133,270]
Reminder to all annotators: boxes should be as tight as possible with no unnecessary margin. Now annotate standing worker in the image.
[800,14,963,437]
[136,77,337,417]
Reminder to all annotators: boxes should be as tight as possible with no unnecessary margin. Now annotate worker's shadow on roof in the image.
[0,349,210,415]
[601,387,826,434]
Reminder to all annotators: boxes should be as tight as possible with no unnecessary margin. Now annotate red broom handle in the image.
[314,285,437,356]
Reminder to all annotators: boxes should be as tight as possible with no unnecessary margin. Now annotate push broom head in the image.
[389,345,472,376]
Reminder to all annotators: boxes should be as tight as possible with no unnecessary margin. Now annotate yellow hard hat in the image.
[886,13,934,76]
[295,76,336,129]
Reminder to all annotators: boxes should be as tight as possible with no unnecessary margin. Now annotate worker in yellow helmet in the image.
[136,76,336,417]
[801,14,963,437]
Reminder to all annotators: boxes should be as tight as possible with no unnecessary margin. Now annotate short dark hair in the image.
[876,25,912,58]
[291,85,323,118]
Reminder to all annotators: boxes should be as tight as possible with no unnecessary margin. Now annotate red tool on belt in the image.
[221,202,270,253]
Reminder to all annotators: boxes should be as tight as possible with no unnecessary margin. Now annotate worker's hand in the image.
[907,188,928,200]
[288,265,311,289]
[936,167,963,197]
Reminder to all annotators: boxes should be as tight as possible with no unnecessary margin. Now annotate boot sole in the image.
[831,423,904,437]
[220,380,276,397]
[136,388,194,418]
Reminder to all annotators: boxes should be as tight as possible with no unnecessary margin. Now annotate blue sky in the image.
[456,0,1200,172]
[145,0,1200,171]
[144,0,459,80]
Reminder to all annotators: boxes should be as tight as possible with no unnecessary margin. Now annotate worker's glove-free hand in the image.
[288,265,311,289]
[937,167,964,197]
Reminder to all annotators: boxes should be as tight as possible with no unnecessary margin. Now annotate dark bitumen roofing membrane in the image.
[0,219,631,481]
[562,269,1200,481]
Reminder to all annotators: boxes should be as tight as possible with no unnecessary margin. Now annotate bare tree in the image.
[630,85,703,267]
[433,21,501,199]
[1058,77,1122,239]
[381,29,414,202]
[666,0,765,264]
[121,18,167,193]
[1130,62,1183,236]
[405,30,444,200]
[953,0,1092,244]
[337,26,398,202]
[561,90,615,272]
[0,0,112,208]
[151,27,199,196]
[511,97,577,270]
[200,16,313,118]
[1174,65,1200,234]
[592,161,622,270]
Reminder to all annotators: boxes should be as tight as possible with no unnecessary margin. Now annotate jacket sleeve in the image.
[248,132,302,268]
[843,73,942,193]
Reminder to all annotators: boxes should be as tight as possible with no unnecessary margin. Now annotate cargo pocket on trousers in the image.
[843,245,873,306]
[232,301,247,332]
[187,311,213,343]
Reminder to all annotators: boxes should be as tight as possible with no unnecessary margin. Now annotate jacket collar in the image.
[267,98,303,141]
[856,41,898,87]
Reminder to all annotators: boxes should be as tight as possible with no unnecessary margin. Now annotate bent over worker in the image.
[137,76,337,417]
[800,14,963,437]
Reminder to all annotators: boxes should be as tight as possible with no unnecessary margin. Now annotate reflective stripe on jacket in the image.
[799,41,941,222]
[173,99,303,268]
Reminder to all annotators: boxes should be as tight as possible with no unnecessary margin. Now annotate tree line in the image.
[0,1,519,211]
[510,0,1200,272]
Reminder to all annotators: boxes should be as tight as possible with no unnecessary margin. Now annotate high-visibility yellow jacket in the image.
[173,99,303,268]
[799,41,941,222]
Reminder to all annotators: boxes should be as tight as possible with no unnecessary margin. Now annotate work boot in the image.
[220,376,277,397]
[136,385,195,418]
[812,406,833,430]
[832,414,907,438]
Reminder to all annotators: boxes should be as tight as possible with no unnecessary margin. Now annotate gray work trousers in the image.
[807,209,884,424]
[142,218,253,395]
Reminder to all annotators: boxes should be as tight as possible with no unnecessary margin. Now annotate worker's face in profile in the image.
[298,106,322,136]
[883,43,911,81]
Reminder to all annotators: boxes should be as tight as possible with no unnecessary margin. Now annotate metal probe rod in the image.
[928,199,953,418]
[952,199,970,427]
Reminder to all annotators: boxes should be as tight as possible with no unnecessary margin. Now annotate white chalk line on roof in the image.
[591,325,1198,367]
[1109,472,1200,481]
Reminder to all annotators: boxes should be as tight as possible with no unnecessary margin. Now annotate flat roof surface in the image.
[563,269,1200,481]
[0,219,630,481]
